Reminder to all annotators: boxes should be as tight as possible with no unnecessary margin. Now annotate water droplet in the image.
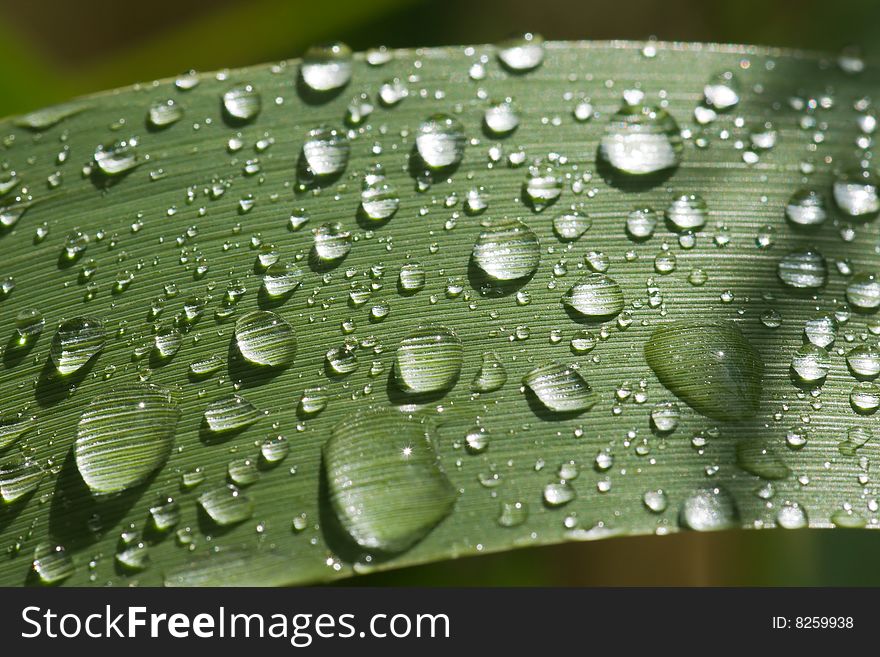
[147,99,183,128]
[262,262,303,298]
[299,387,329,415]
[394,326,462,394]
[735,440,790,480]
[523,165,563,210]
[75,385,180,494]
[398,262,426,293]
[650,402,680,434]
[50,317,105,375]
[703,71,740,110]
[850,381,880,414]
[543,481,575,507]
[14,308,44,346]
[149,496,180,532]
[471,218,540,281]
[203,394,261,434]
[777,248,827,289]
[326,343,359,375]
[94,138,139,176]
[415,114,465,169]
[153,324,182,360]
[679,487,739,531]
[846,272,880,310]
[261,435,289,465]
[522,362,598,413]
[465,426,490,453]
[323,408,456,552]
[15,101,86,130]
[776,502,808,529]
[666,194,707,232]
[0,458,43,503]
[199,485,253,526]
[562,273,624,320]
[790,344,831,384]
[32,543,74,584]
[222,84,261,122]
[484,100,519,136]
[312,222,352,263]
[785,188,827,227]
[847,344,880,379]
[360,171,399,221]
[833,168,879,218]
[643,489,668,513]
[471,352,507,393]
[626,207,658,241]
[600,95,682,175]
[645,320,763,421]
[497,33,544,72]
[302,126,350,177]
[553,211,591,241]
[804,313,837,347]
[234,310,296,367]
[300,42,352,93]
[498,500,529,527]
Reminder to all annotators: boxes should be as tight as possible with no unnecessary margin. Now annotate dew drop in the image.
[199,485,253,526]
[522,362,598,413]
[415,114,465,170]
[394,326,462,394]
[222,84,261,122]
[600,94,682,175]
[234,310,296,367]
[75,385,180,494]
[323,408,456,552]
[645,320,763,421]
[471,218,540,281]
[561,273,625,320]
[679,487,739,531]
[203,394,261,434]
[300,42,352,93]
[50,317,105,375]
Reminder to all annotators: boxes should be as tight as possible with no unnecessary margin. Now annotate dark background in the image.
[3,0,879,585]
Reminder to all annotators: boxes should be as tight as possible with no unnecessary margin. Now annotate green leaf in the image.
[0,40,877,586]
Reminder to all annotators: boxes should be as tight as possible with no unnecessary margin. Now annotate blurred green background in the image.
[4,0,880,585]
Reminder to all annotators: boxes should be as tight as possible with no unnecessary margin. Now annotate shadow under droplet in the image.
[34,356,97,408]
[2,332,38,369]
[48,446,152,549]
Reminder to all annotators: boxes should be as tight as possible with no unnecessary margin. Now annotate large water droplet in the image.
[833,168,879,218]
[562,273,625,320]
[93,139,139,176]
[300,42,352,93]
[471,352,507,393]
[234,310,296,367]
[846,272,880,310]
[199,485,253,526]
[600,94,682,175]
[645,320,763,421]
[496,33,544,72]
[32,543,74,584]
[777,248,827,289]
[322,408,456,552]
[666,194,707,231]
[302,126,350,177]
[394,326,462,394]
[222,84,261,122]
[360,170,399,221]
[703,71,740,110]
[471,218,540,281]
[679,487,739,531]
[0,458,43,503]
[203,394,261,434]
[790,344,830,384]
[846,344,880,379]
[415,114,465,169]
[785,188,827,227]
[50,317,105,375]
[522,362,598,413]
[735,440,790,480]
[483,100,519,136]
[147,99,183,128]
[75,385,180,494]
[312,222,352,263]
